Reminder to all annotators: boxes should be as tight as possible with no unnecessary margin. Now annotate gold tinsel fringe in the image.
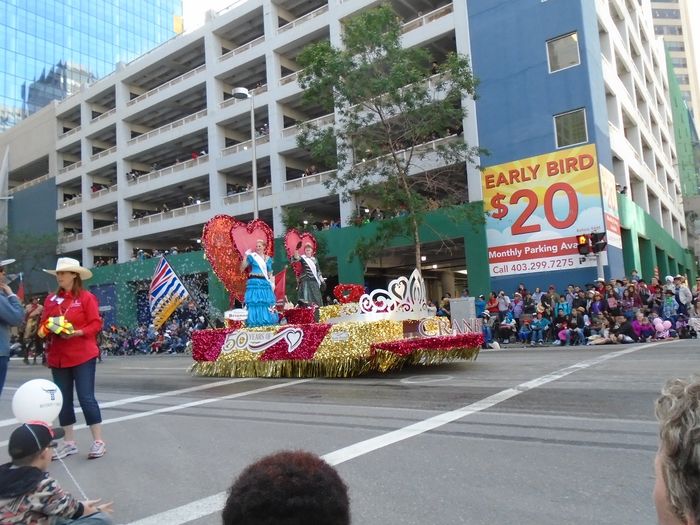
[190,346,480,378]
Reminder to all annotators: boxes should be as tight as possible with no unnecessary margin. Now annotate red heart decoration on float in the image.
[201,215,248,301]
[230,219,274,259]
[284,229,318,278]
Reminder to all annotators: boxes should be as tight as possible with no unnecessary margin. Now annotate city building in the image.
[470,0,694,290]
[651,0,700,133]
[0,0,184,131]
[0,0,695,325]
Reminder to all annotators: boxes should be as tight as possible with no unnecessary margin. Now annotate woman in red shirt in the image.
[40,258,105,460]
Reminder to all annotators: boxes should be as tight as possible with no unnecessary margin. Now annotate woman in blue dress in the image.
[240,239,279,327]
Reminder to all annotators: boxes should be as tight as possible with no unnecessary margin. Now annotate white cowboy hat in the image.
[0,258,15,267]
[43,257,93,280]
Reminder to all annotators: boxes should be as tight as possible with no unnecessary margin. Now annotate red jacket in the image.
[40,290,103,368]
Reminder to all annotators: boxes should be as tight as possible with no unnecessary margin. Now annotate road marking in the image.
[0,379,310,448]
[400,375,453,384]
[122,343,653,525]
[0,377,256,428]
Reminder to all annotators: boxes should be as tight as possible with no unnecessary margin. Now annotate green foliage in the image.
[296,4,483,271]
[0,228,58,295]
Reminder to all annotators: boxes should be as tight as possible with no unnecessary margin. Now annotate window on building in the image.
[546,32,580,73]
[671,57,687,68]
[652,8,680,18]
[554,108,587,148]
[654,24,682,35]
[676,74,690,85]
[665,41,685,52]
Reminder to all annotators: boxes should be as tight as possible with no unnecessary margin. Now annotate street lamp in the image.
[233,86,258,219]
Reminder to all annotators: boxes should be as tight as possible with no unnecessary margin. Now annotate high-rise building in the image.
[651,0,700,132]
[0,0,184,131]
[0,0,695,325]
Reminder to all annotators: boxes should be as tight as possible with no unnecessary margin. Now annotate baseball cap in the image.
[8,422,65,460]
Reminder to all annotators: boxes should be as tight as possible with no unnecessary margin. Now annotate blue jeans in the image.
[55,512,113,524]
[51,358,102,427]
[531,328,543,342]
[0,355,8,398]
[482,326,493,344]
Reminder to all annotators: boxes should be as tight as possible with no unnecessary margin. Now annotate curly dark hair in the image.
[655,377,700,523]
[222,450,350,525]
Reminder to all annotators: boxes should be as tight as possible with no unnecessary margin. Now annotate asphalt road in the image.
[1,340,698,524]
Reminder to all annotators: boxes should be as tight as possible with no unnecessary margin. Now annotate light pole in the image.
[232,87,258,219]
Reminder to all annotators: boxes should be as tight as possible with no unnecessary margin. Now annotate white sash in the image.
[250,252,274,290]
[302,255,322,287]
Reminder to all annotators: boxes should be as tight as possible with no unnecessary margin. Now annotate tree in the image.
[0,227,58,294]
[297,4,482,273]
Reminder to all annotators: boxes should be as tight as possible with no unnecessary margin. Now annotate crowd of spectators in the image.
[99,306,210,356]
[466,273,699,348]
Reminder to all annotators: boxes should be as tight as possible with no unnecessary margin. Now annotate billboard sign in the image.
[482,144,606,277]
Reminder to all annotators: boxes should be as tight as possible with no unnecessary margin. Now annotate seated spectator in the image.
[498,311,517,343]
[222,450,350,525]
[654,377,700,525]
[0,423,113,524]
[632,312,655,342]
[530,312,550,345]
[517,319,531,344]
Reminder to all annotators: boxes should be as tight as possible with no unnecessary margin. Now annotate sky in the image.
[182,0,237,32]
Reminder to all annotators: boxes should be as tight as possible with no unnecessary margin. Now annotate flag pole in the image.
[161,255,216,329]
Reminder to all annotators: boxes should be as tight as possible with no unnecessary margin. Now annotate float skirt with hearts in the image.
[190,269,482,378]
[189,318,482,378]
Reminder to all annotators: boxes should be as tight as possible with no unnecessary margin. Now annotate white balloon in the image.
[12,379,63,423]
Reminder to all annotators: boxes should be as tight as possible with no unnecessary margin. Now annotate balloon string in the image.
[57,458,89,500]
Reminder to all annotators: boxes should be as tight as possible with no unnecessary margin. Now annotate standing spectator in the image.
[511,292,524,324]
[674,276,693,317]
[485,292,499,316]
[522,292,536,316]
[653,377,700,525]
[222,450,349,525]
[661,290,679,322]
[474,294,486,318]
[0,258,24,398]
[39,258,106,460]
[531,287,545,306]
[496,290,511,321]
[22,296,44,364]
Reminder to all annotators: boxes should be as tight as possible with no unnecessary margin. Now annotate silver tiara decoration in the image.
[358,269,428,316]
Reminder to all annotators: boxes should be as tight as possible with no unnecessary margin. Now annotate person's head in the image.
[43,257,92,295]
[534,287,541,293]
[255,239,266,254]
[303,243,313,257]
[0,258,15,284]
[654,377,700,525]
[222,450,350,525]
[8,422,64,469]
[558,296,566,302]
[490,291,497,299]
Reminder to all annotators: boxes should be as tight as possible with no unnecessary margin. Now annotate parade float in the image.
[190,215,482,378]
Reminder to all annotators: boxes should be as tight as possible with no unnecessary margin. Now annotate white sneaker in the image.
[52,441,78,460]
[88,440,106,459]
